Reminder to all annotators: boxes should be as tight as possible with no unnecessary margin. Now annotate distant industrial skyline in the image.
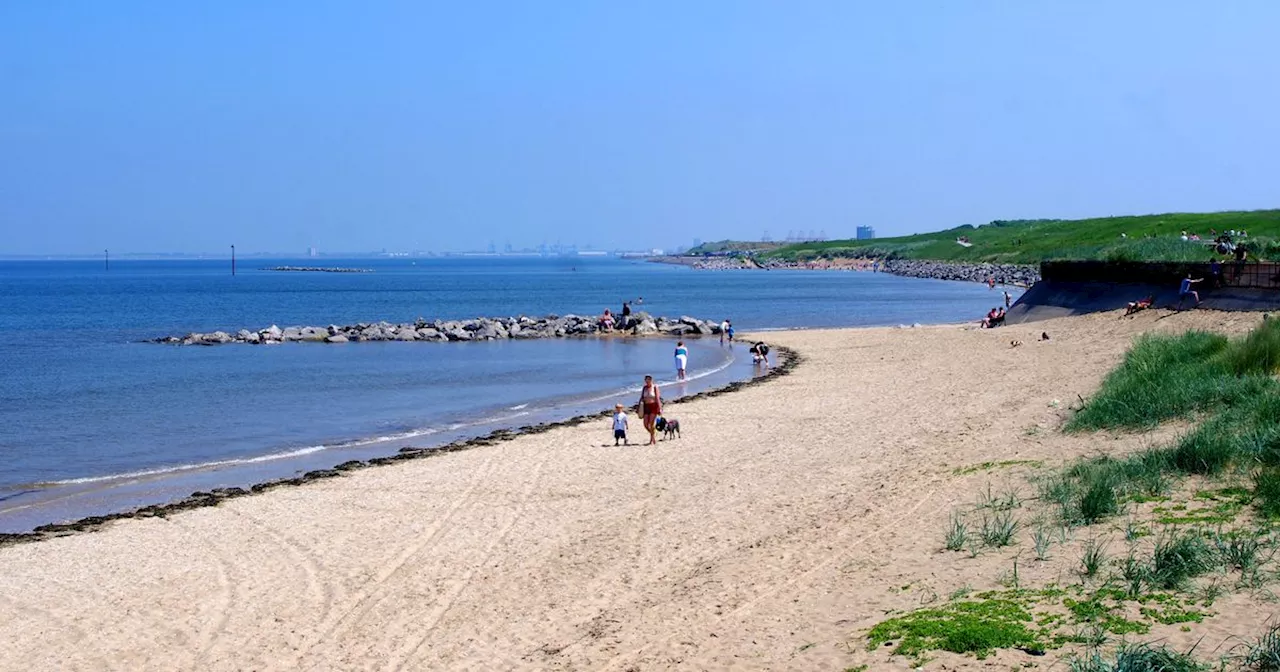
[3,2,1278,255]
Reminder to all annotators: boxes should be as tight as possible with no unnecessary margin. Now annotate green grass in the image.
[865,599,1049,660]
[979,511,1019,547]
[760,209,1280,264]
[1240,622,1280,670]
[944,513,969,551]
[1051,321,1280,527]
[1149,533,1215,590]
[1070,643,1206,672]
[1080,540,1109,579]
[1255,469,1280,519]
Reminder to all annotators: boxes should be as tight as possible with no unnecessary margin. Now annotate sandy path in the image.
[1,309,1271,671]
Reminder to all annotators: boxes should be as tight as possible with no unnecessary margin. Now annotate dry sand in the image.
[2,309,1274,671]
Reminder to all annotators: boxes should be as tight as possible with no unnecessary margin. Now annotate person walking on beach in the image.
[638,375,662,445]
[674,341,689,381]
[719,319,729,345]
[726,320,735,344]
[612,403,629,446]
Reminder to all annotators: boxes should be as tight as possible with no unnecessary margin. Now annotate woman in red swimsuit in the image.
[638,375,662,445]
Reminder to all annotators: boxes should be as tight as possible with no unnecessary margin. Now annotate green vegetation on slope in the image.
[762,210,1280,263]
[684,240,785,255]
[1050,319,1280,524]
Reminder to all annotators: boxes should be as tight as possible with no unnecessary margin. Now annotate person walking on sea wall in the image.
[638,375,662,446]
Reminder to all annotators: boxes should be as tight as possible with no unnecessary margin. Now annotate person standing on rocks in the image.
[638,375,662,446]
[621,301,632,327]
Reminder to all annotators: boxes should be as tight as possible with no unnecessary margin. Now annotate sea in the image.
[0,256,1021,532]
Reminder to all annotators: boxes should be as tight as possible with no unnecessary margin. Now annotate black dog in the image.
[655,416,681,440]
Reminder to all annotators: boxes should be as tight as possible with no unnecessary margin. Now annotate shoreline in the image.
[0,345,799,548]
[4,311,1275,670]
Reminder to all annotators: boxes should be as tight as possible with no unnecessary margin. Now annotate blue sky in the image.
[2,1,1277,255]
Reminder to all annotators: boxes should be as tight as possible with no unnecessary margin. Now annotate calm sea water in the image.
[0,256,1018,531]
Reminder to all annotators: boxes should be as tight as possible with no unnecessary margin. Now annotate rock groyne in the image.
[151,313,724,346]
[656,256,1040,285]
[880,260,1040,286]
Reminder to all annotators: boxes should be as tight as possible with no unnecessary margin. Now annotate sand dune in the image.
[1,309,1272,671]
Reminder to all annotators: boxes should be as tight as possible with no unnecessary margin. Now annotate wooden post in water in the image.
[231,244,236,276]
[104,249,109,271]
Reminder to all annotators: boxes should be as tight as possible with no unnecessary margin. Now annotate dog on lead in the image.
[655,416,681,440]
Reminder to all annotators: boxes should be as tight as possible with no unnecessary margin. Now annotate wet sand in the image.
[0,309,1271,670]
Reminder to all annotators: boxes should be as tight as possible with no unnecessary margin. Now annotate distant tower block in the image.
[762,230,771,242]
[308,246,318,258]
[856,226,876,240]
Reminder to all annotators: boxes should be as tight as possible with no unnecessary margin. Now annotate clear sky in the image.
[2,1,1278,255]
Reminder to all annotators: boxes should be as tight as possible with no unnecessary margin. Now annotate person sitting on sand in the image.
[1125,295,1155,316]
[1176,273,1203,309]
[981,307,999,328]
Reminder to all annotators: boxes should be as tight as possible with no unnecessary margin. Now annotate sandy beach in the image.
[2,309,1273,671]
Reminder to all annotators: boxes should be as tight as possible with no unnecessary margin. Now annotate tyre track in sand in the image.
[175,516,246,672]
[0,592,116,672]
[296,452,501,669]
[223,506,338,646]
[389,457,548,671]
[596,489,950,671]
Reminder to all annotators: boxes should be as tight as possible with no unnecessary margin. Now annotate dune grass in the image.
[1048,319,1280,526]
[1070,643,1207,672]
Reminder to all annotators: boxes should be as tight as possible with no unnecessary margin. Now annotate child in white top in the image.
[612,403,629,445]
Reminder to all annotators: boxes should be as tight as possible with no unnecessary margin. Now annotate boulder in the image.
[263,325,283,340]
[325,334,349,343]
[281,326,304,342]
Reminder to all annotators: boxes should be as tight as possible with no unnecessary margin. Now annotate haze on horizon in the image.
[2,2,1278,256]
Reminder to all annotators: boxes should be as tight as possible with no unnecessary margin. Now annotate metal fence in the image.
[1221,261,1280,290]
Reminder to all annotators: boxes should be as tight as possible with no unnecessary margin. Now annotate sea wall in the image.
[151,313,724,346]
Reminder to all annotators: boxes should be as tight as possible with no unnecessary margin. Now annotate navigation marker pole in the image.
[231,244,236,276]
[104,249,109,271]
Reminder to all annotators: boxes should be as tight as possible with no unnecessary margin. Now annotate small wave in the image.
[509,403,529,410]
[39,445,331,486]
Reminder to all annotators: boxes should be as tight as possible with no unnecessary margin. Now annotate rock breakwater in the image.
[879,260,1040,286]
[151,313,725,346]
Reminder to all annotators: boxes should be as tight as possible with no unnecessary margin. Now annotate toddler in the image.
[612,403,629,445]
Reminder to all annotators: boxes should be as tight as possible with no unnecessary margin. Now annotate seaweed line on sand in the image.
[0,346,803,549]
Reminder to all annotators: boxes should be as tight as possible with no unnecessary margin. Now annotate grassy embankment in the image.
[858,319,1280,670]
[750,210,1280,264]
